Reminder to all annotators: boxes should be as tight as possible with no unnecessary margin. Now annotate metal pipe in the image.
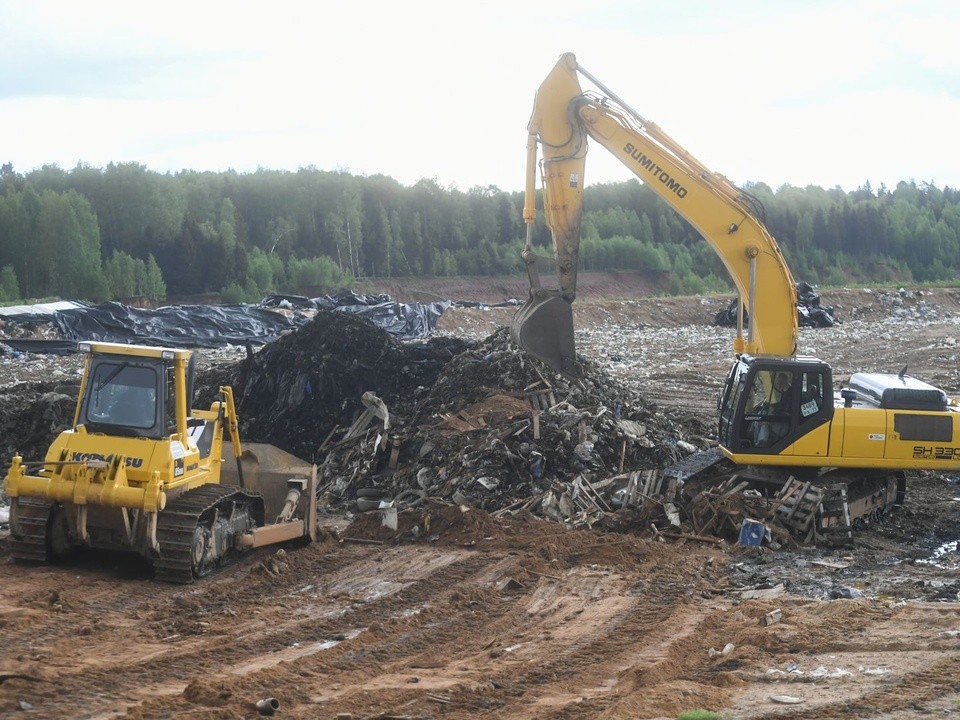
[255,698,280,716]
[276,488,302,523]
[736,292,744,343]
[576,61,650,127]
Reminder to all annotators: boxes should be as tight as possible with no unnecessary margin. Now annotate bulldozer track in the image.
[8,496,53,563]
[153,484,264,584]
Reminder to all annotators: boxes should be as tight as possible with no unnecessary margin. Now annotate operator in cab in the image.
[747,370,795,448]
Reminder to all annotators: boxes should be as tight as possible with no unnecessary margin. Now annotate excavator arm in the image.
[512,55,960,541]
[513,53,798,374]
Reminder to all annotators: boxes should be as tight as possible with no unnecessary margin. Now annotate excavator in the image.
[4,341,317,582]
[513,53,960,538]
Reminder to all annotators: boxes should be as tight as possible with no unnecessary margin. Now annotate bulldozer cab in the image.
[76,342,198,441]
[81,355,169,438]
[719,356,833,455]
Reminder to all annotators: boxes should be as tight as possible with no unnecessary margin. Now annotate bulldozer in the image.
[3,341,317,583]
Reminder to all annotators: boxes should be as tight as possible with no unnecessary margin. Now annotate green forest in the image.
[0,161,958,304]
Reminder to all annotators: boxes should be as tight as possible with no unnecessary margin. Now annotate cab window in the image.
[799,371,824,421]
[85,363,158,430]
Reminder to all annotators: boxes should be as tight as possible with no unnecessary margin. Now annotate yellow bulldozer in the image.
[4,341,317,583]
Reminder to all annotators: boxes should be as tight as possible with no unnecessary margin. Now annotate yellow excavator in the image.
[4,341,317,582]
[513,53,960,535]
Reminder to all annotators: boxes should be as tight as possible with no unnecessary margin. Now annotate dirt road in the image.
[3,499,960,720]
[2,499,959,720]
[2,286,960,719]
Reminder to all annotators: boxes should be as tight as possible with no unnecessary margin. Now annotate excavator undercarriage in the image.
[664,449,906,546]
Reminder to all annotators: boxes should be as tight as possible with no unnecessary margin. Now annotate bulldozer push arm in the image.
[513,52,798,374]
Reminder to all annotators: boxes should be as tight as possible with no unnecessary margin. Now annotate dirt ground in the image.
[2,282,960,719]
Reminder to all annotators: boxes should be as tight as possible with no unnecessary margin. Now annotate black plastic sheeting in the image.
[262,291,520,338]
[51,301,302,348]
[0,292,508,354]
[713,281,836,329]
[261,292,451,338]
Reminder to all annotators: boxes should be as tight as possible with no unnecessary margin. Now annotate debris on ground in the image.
[2,288,960,555]
[713,281,836,328]
[195,312,836,547]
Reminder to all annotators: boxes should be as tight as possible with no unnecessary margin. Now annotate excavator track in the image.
[816,471,904,545]
[9,497,54,563]
[677,462,906,546]
[153,484,265,584]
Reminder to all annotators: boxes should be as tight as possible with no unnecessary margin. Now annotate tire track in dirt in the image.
[0,543,462,716]
[230,541,727,719]
[95,531,724,719]
[771,654,960,719]
[502,586,714,719]
[91,548,510,717]
[81,546,509,718]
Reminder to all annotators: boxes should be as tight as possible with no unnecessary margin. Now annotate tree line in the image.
[0,160,957,304]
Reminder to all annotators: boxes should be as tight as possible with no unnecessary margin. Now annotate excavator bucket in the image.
[511,295,579,377]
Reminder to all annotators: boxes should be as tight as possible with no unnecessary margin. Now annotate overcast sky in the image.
[3,0,958,193]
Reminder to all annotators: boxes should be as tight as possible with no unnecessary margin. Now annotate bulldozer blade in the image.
[510,295,580,377]
[222,442,317,536]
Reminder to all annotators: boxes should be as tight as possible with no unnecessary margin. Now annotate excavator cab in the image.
[718,356,833,457]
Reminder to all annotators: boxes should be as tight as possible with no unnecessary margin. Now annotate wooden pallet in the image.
[773,478,825,544]
[817,483,855,545]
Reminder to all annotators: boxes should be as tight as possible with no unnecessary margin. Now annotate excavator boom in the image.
[513,52,798,373]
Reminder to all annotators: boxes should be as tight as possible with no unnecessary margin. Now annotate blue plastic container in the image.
[739,519,767,547]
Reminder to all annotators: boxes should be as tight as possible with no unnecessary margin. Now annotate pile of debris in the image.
[315,327,690,515]
[876,287,940,321]
[713,281,836,328]
[0,381,76,463]
[201,309,853,546]
[197,309,717,536]
[200,311,471,462]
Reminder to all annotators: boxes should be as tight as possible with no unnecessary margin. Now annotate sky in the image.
[2,0,958,194]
